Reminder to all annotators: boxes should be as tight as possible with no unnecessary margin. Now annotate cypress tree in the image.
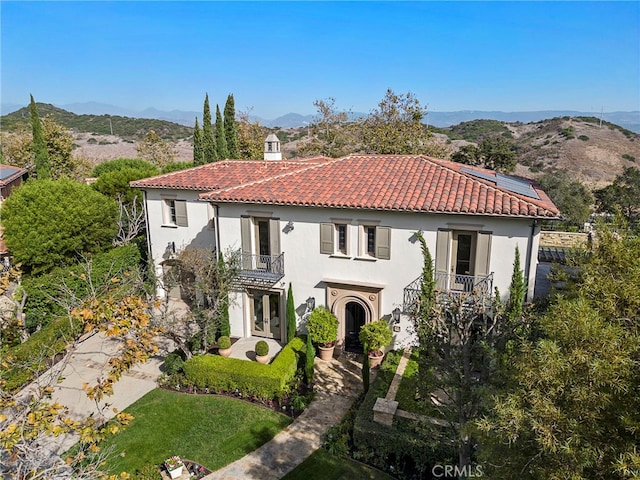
[192,117,204,166]
[215,104,229,160]
[507,245,527,321]
[202,93,217,163]
[224,94,239,158]
[30,95,50,179]
[305,333,315,384]
[286,283,296,343]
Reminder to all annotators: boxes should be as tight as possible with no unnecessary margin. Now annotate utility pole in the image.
[599,107,603,128]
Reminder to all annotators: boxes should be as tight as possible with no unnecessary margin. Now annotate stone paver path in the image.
[204,354,363,480]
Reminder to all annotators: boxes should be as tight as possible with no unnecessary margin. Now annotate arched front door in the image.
[344,301,366,353]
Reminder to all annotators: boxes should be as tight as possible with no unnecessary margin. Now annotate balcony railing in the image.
[403,272,494,313]
[236,252,285,287]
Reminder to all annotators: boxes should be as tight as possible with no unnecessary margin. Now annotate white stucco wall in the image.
[142,189,216,295]
[215,203,539,348]
[141,187,541,349]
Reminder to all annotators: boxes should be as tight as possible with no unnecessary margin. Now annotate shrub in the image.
[578,135,589,141]
[1,179,118,274]
[134,463,162,480]
[359,319,392,354]
[622,153,636,162]
[307,307,338,346]
[305,334,315,384]
[183,337,305,400]
[22,244,142,331]
[161,162,194,174]
[255,340,269,356]
[1,316,82,391]
[92,167,158,203]
[217,335,231,350]
[163,352,185,375]
[353,350,455,476]
[91,158,157,177]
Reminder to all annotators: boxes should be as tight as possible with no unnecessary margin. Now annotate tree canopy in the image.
[538,172,594,227]
[1,179,118,274]
[30,94,50,179]
[224,94,239,158]
[451,137,517,173]
[595,167,640,222]
[476,222,640,479]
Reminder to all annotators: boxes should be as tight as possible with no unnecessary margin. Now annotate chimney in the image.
[264,133,282,161]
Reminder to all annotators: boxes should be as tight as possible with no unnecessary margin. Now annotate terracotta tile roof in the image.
[132,155,560,218]
[130,158,331,191]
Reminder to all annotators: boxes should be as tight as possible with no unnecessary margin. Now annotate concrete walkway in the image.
[204,354,363,480]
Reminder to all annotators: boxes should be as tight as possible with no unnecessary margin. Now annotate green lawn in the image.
[394,350,428,415]
[282,449,395,480]
[100,389,292,475]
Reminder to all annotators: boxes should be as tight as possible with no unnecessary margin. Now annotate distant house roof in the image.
[0,165,28,186]
[132,155,560,219]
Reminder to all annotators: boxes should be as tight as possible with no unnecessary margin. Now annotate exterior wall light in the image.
[392,307,401,324]
[306,296,315,311]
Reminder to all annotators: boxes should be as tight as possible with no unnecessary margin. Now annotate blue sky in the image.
[1,1,639,119]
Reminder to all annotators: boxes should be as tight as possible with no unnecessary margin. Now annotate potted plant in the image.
[164,455,184,479]
[255,340,270,364]
[217,335,232,357]
[307,306,338,361]
[359,319,392,368]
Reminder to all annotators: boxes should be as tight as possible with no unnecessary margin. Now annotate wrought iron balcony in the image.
[236,252,285,287]
[403,272,494,313]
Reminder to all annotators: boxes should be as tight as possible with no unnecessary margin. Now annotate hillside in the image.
[2,104,637,187]
[0,103,192,142]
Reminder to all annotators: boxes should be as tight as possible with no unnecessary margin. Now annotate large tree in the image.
[360,89,450,158]
[29,95,50,179]
[298,98,357,158]
[476,222,640,479]
[537,172,594,227]
[595,167,640,222]
[202,93,217,163]
[451,137,517,173]
[236,109,265,160]
[156,247,240,358]
[1,179,118,274]
[136,129,176,168]
[215,104,229,160]
[0,265,161,479]
[412,233,527,470]
[193,116,204,165]
[224,94,239,158]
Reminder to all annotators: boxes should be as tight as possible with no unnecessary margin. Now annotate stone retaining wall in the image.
[540,231,589,248]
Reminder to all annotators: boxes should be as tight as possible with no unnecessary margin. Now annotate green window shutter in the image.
[474,231,492,277]
[435,229,451,289]
[375,226,391,260]
[175,200,188,227]
[320,223,334,254]
[269,218,281,255]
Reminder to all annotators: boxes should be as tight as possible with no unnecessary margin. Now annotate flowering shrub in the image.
[164,455,183,471]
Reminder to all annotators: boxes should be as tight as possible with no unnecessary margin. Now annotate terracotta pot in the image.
[318,344,335,361]
[256,354,270,364]
[368,350,384,368]
[218,347,232,357]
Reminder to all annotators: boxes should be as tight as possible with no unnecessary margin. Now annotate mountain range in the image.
[2,101,638,133]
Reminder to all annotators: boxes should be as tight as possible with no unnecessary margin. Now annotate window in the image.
[337,224,347,255]
[320,223,350,256]
[359,225,391,260]
[163,198,188,227]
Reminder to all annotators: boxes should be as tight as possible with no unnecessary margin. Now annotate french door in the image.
[250,291,282,340]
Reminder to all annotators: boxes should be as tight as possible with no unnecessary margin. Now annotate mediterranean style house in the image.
[132,142,560,351]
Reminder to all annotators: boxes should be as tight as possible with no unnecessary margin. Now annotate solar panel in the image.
[0,166,21,181]
[460,166,540,199]
[460,166,495,183]
[496,173,540,199]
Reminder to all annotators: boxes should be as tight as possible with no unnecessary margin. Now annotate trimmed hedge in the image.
[183,337,305,400]
[352,350,455,477]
